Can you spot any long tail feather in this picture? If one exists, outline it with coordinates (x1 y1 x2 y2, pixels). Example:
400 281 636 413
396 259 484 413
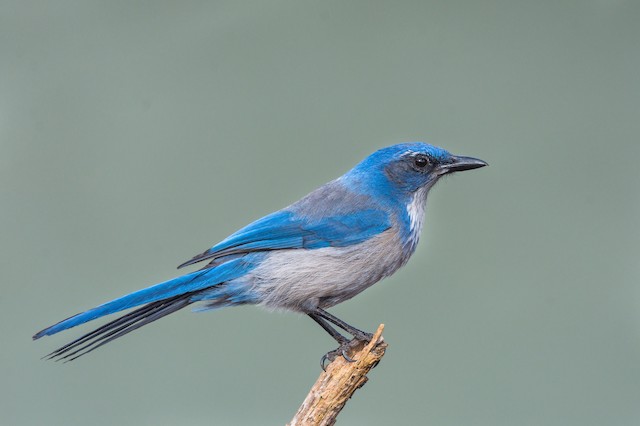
44 293 192 362
33 257 251 340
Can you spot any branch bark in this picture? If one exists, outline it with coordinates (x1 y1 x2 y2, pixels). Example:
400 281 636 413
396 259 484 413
288 324 387 426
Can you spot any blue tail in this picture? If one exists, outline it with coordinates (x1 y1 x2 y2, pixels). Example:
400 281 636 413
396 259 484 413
33 257 253 340
33 257 260 362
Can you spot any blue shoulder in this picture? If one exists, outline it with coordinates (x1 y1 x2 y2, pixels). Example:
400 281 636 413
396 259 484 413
178 180 391 268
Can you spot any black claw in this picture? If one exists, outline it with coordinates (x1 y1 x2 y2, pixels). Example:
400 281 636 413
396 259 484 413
320 338 365 370
320 348 339 370
320 354 330 371
342 349 355 363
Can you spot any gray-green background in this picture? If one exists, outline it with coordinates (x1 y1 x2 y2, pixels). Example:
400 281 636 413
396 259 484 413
2 1 639 425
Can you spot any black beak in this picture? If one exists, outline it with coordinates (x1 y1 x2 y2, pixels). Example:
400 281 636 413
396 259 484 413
441 155 488 174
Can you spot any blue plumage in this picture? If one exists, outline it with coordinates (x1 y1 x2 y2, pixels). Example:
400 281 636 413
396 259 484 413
178 209 391 269
33 257 258 339
34 142 486 364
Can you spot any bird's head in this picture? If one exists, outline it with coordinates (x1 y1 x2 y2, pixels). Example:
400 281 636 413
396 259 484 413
347 142 487 200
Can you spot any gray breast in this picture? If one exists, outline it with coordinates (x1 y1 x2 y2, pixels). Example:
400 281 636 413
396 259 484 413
241 228 410 313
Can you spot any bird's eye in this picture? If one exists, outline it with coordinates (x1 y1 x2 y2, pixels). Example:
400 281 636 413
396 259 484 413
413 155 429 168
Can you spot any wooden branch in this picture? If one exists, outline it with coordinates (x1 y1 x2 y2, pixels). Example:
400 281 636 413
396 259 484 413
288 324 387 426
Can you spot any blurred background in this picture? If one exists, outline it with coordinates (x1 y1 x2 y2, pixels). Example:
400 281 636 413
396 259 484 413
2 1 639 425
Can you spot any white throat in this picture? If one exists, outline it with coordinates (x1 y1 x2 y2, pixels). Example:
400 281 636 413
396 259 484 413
406 187 429 248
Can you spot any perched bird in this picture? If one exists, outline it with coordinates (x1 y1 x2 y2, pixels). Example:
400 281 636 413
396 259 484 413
34 142 486 366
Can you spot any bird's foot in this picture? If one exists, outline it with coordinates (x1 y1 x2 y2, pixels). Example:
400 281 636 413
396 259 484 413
320 337 371 371
351 330 374 342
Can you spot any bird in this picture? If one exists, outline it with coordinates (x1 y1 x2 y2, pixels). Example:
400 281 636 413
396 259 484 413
33 142 487 366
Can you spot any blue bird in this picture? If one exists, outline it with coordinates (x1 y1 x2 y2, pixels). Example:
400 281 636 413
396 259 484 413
34 142 486 365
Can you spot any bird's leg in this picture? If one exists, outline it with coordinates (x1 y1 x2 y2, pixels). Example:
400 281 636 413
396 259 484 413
308 313 349 344
314 308 374 342
308 313 357 370
309 308 376 369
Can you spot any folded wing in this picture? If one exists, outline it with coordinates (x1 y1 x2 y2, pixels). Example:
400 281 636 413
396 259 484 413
178 209 392 269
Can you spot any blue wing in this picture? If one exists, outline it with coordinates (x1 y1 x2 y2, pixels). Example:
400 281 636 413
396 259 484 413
178 208 392 269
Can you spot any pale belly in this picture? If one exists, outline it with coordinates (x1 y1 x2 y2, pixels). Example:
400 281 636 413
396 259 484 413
242 229 409 312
